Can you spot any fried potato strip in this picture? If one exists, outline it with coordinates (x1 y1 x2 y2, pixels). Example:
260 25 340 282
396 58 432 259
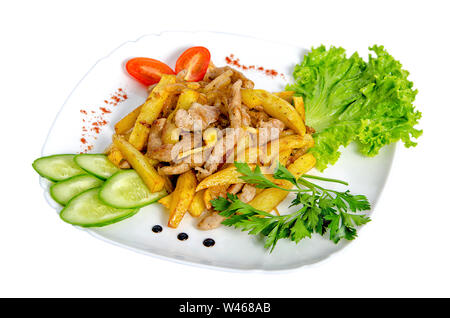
128 74 176 151
168 170 197 228
273 91 294 104
241 89 306 135
293 96 305 122
114 105 143 135
113 134 165 193
196 164 255 192
248 153 316 212
158 189 206 218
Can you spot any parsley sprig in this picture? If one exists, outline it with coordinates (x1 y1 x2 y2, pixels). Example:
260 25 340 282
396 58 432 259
211 162 371 252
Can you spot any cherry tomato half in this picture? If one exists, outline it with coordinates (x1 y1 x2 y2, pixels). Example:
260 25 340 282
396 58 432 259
175 46 211 82
126 57 175 86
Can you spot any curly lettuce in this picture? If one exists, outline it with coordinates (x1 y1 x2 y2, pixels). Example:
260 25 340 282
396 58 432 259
286 45 422 171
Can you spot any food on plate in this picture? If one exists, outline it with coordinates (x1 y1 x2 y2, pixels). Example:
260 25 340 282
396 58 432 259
168 169 197 228
286 45 422 171
241 89 306 135
99 170 166 209
33 154 85 182
114 105 143 134
245 153 317 213
175 46 211 82
50 174 103 206
60 188 138 227
33 44 421 251
293 96 305 121
112 134 165 193
74 154 120 179
125 57 175 86
213 161 371 251
127 74 177 151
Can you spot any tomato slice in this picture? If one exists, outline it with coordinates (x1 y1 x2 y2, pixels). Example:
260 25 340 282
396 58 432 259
175 47 211 82
126 57 175 86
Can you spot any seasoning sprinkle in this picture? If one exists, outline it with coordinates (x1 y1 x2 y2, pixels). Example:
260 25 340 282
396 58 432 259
79 88 128 153
225 54 286 80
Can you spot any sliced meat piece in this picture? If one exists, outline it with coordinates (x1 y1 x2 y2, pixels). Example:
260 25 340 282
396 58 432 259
258 118 285 130
174 109 192 130
240 105 252 127
237 184 257 203
148 134 198 163
189 103 221 129
158 163 191 175
228 80 243 128
197 211 226 230
197 128 237 180
248 108 270 127
147 144 174 162
227 183 244 194
146 118 166 153
174 103 221 131
171 133 202 162
257 118 285 145
204 70 233 91
194 166 214 180
204 66 254 88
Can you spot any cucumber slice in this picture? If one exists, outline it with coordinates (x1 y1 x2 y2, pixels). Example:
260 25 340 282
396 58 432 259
60 188 138 227
74 154 120 180
50 174 103 206
32 154 85 182
99 170 167 209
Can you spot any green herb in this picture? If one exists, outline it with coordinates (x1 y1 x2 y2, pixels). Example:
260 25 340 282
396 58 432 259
212 163 371 252
286 45 422 171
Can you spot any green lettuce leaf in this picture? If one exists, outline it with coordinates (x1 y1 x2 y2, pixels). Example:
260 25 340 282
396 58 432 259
286 45 422 171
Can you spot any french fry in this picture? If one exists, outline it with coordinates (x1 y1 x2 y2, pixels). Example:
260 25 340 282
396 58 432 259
196 164 284 192
113 134 165 193
203 185 228 210
107 146 125 168
203 188 213 209
168 170 197 228
248 153 316 212
114 105 143 134
241 89 306 135
158 189 206 217
196 165 254 192
189 190 206 217
158 193 172 209
161 174 174 193
128 74 176 151
293 96 305 122
262 134 314 165
273 91 294 104
169 89 200 120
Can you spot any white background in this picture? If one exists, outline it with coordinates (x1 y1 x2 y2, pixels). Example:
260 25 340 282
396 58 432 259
1 0 449 297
